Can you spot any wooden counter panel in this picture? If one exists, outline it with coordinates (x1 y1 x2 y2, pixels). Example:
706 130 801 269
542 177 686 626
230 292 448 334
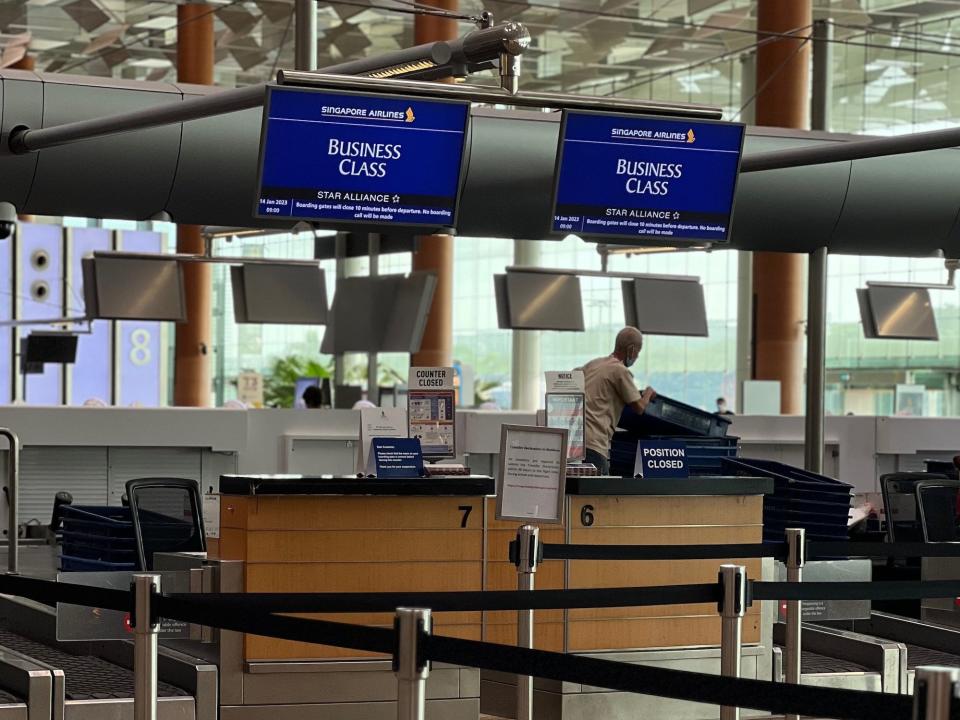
568 525 762 546
246 622 482 661
246 561 482 594
484 621 565 653
223 496 485 531
231 529 483 563
567 603 760 621
567 558 763 589
567 495 762 529
567 614 762 652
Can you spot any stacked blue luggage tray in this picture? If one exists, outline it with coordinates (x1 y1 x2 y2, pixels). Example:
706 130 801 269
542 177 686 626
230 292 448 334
610 394 739 478
722 458 853 542
60 504 195 572
60 506 138 571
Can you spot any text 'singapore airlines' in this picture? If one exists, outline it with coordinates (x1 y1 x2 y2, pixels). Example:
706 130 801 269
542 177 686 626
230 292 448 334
257 90 468 227
553 113 744 242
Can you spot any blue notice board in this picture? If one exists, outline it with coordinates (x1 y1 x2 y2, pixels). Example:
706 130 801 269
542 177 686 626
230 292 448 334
552 111 745 243
255 87 470 229
372 437 425 479
634 440 689 479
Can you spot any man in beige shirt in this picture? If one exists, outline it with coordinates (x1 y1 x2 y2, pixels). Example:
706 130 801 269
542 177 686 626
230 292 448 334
581 327 656 475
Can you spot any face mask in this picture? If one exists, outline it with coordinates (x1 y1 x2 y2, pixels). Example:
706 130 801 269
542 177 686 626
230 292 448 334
718 404 726 412
624 351 637 368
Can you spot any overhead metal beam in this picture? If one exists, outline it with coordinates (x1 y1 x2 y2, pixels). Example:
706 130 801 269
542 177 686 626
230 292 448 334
7 20 719 157
8 84 266 154
278 71 722 117
741 124 960 173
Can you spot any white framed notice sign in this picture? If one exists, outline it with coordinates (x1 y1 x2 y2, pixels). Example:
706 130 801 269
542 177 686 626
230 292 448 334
496 424 568 524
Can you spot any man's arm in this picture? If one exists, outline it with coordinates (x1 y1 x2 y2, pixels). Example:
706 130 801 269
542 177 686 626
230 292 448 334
628 386 657 415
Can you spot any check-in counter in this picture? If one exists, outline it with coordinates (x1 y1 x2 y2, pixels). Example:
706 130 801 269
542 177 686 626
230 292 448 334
482 474 776 720
210 474 495 720
216 474 495 661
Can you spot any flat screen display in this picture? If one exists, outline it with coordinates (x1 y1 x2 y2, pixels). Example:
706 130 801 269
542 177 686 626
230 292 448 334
866 285 938 341
622 276 708 337
552 111 745 243
255 87 470 229
24 333 78 364
230 263 328 325
84 256 186 322
320 272 436 353
504 272 585 332
856 289 880 339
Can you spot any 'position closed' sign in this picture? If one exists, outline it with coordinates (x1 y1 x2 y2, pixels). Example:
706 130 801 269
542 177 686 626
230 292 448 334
634 440 689 479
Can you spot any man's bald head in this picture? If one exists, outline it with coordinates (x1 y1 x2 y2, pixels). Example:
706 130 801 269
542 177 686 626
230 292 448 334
613 327 643 367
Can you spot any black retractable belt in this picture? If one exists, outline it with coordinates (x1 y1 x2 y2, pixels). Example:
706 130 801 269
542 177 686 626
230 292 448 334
422 634 912 720
540 542 786 561
0 573 131 613
754 579 960 602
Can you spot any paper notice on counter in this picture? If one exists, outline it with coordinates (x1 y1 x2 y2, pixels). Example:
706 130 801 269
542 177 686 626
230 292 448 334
357 407 408 474
496 425 567 524
202 494 220 539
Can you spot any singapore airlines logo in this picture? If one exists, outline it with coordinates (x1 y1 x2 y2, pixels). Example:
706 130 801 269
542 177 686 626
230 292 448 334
405 107 415 123
687 129 696 143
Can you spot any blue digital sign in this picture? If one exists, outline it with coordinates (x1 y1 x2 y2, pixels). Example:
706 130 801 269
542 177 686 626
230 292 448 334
552 112 745 243
255 87 470 228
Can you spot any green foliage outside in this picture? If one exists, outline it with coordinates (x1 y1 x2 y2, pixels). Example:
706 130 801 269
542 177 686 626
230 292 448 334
263 355 332 408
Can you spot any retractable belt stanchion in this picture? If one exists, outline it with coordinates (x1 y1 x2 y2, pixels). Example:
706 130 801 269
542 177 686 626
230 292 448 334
718 564 747 720
784 527 806 720
133 573 160 720
394 607 432 720
912 666 960 720
515 525 541 720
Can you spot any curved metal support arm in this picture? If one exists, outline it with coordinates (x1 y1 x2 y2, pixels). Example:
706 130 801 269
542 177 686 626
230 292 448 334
0 428 20 574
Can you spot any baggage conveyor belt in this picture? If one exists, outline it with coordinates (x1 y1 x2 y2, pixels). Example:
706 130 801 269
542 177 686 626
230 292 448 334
0 625 187 701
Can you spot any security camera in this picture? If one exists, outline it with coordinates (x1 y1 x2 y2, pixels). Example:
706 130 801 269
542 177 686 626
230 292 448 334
0 202 17 241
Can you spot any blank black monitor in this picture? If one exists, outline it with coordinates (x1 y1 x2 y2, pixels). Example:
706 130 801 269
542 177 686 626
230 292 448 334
24 333 78 364
866 285 938 341
493 274 510 330
622 277 708 337
320 272 436 354
504 272 585 332
856 289 880 339
83 255 186 322
230 263 328 325
334 385 363 409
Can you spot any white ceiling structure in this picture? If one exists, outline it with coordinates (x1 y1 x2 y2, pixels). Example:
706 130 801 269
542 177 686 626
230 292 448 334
4 0 960 130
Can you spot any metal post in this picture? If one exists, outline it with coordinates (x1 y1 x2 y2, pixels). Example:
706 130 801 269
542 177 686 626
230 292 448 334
367 233 380 406
804 247 828 474
294 0 317 72
0 429 20 573
811 19 833 133
718 564 747 720
516 525 540 720
784 528 806 720
133 574 160 720
395 607 432 720
913 666 960 720
333 232 347 388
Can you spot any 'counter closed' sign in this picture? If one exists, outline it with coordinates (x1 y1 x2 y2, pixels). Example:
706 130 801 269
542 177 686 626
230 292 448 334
634 441 689 479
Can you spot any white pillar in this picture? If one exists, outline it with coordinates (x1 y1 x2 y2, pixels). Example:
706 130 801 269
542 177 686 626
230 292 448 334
511 240 542 411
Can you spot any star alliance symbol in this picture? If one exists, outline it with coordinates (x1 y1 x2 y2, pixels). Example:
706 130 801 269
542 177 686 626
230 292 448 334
392 195 400 203
673 212 680 219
